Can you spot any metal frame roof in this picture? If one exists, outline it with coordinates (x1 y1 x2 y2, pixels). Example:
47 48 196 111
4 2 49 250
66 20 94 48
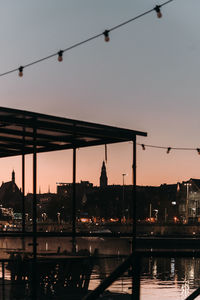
0 107 147 158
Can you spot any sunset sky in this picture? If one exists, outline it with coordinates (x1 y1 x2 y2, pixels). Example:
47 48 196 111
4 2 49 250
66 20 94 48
1 0 200 193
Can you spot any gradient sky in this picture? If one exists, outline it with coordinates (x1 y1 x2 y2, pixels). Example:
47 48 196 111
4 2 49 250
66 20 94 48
1 0 200 193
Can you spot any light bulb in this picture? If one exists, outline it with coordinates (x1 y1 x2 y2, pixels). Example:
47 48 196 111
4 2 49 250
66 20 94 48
154 5 162 18
167 147 171 154
58 50 63 62
18 66 23 77
103 30 110 42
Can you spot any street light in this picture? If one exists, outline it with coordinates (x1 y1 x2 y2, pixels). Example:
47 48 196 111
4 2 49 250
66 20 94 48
184 182 192 223
57 212 61 224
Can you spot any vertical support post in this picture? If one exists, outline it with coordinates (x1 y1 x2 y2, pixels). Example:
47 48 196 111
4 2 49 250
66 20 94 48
184 182 191 224
32 123 37 300
132 254 141 300
186 184 189 223
132 137 140 300
21 128 26 252
21 150 26 251
2 261 5 300
72 147 76 251
132 137 137 250
149 203 152 220
33 125 37 259
122 173 126 221
22 152 25 233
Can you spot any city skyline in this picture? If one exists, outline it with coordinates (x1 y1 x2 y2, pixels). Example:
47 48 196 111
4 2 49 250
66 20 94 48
1 0 200 192
1 151 198 195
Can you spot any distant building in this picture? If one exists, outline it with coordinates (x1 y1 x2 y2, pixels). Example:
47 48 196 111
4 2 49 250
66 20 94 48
100 161 108 187
25 192 56 216
0 170 22 211
177 178 200 223
57 181 93 196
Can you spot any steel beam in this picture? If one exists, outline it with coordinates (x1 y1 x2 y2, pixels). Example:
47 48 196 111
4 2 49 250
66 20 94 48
72 147 76 245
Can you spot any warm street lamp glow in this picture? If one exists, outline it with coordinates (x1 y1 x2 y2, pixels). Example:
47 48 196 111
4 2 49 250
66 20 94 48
173 216 179 223
57 212 61 224
122 173 127 219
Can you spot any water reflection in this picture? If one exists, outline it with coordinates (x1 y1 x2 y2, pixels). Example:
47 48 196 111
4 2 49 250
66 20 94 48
141 256 200 299
0 238 199 299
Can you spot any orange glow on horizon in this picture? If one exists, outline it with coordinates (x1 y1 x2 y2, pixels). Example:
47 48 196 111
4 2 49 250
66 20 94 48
1 141 200 194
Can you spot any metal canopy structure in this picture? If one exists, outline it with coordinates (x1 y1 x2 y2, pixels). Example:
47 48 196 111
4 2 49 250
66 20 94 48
0 107 147 299
0 107 147 158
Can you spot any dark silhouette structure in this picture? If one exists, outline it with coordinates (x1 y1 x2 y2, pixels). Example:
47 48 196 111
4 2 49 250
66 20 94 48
0 106 147 299
100 161 108 188
0 170 22 211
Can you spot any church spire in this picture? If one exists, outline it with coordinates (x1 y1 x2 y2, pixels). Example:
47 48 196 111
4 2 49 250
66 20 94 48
100 161 108 187
12 170 15 183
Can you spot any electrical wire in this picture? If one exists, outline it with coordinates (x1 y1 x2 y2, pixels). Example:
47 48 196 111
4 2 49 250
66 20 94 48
137 144 196 150
0 0 175 78
137 143 200 154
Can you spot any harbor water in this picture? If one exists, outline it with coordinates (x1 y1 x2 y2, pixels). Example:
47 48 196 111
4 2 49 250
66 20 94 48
0 237 199 299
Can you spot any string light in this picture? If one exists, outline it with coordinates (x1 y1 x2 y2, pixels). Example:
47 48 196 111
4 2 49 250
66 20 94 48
167 147 171 154
18 66 23 77
0 0 174 78
138 143 200 156
154 5 162 18
103 30 110 42
57 50 63 62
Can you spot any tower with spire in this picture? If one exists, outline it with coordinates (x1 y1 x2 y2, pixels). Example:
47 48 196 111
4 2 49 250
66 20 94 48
100 161 108 188
0 170 22 211
12 170 15 183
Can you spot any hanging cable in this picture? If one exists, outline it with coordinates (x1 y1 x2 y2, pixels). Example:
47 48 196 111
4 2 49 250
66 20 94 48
0 0 174 78
105 144 108 162
137 143 200 155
